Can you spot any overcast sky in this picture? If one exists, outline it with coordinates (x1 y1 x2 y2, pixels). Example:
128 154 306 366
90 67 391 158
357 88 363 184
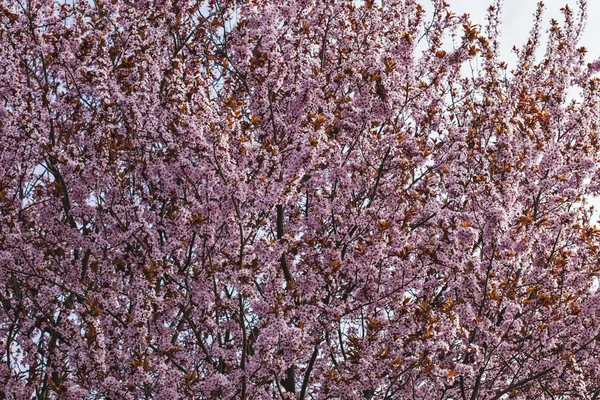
447 0 600 67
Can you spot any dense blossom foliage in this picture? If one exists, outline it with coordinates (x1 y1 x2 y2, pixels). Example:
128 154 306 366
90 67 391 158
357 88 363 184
2 0 600 398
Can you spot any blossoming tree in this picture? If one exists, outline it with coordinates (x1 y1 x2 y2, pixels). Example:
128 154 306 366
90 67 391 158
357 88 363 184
2 0 600 398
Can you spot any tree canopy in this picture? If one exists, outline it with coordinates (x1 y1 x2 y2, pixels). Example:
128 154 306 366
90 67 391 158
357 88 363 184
1 0 600 398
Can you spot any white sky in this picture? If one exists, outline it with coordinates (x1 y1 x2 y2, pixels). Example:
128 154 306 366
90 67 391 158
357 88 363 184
448 0 600 66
